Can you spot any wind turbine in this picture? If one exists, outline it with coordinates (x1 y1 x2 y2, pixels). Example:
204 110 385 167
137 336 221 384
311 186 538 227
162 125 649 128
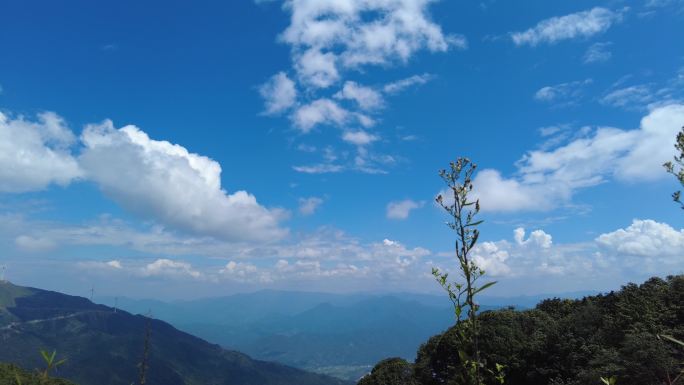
0 265 6 282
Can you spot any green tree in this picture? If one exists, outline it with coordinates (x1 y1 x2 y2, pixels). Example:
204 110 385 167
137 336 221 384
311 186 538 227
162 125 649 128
357 358 417 385
413 275 684 385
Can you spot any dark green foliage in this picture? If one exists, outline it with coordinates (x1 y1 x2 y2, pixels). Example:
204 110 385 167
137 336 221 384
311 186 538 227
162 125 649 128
0 363 75 385
357 358 416 385
364 275 684 385
0 281 349 385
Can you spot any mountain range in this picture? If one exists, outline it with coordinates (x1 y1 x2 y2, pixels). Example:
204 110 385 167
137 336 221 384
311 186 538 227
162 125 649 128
95 289 595 381
0 281 348 385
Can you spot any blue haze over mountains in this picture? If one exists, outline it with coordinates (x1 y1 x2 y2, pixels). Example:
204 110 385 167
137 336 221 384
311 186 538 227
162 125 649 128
97 290 595 380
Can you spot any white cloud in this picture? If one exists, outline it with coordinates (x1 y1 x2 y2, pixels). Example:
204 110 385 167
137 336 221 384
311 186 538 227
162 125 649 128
291 98 351 132
386 199 424 220
219 260 260 280
0 107 288 244
514 227 552 249
383 73 433 94
280 0 459 88
511 7 623 46
596 219 684 258
468 227 560 277
9 210 684 293
334 81 384 110
583 42 612 64
292 163 344 174
342 130 379 146
472 241 512 277
76 260 124 272
258 1 457 173
592 219 684 275
0 111 82 193
298 197 324 215
471 169 558 212
472 104 684 212
293 49 340 89
141 258 201 279
534 79 592 104
1 212 436 288
79 120 287 242
259 72 298 115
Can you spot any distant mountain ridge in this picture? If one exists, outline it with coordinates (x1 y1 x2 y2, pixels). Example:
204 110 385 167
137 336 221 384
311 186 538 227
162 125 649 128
94 289 594 381
0 281 349 385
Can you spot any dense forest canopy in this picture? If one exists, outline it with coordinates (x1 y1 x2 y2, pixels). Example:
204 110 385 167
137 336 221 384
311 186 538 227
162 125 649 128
360 275 684 385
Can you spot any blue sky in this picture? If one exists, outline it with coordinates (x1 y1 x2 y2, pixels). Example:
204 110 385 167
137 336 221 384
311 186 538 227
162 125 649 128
1 0 683 299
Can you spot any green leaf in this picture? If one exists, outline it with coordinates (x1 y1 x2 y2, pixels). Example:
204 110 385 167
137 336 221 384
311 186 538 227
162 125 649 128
474 281 497 295
40 350 51 364
466 220 484 227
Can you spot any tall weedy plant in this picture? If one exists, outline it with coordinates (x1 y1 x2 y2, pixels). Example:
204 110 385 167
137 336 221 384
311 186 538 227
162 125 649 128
663 126 684 209
432 158 502 385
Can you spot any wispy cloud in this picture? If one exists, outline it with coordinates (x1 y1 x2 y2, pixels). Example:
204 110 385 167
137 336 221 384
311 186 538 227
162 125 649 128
342 130 379 146
600 68 684 110
293 163 344 174
583 42 613 64
600 85 654 108
259 72 298 115
298 197 324 215
534 79 592 105
383 73 434 94
511 7 624 47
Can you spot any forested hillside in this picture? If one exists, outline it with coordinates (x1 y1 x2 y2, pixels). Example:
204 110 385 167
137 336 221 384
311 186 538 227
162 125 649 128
0 281 349 385
361 275 684 385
